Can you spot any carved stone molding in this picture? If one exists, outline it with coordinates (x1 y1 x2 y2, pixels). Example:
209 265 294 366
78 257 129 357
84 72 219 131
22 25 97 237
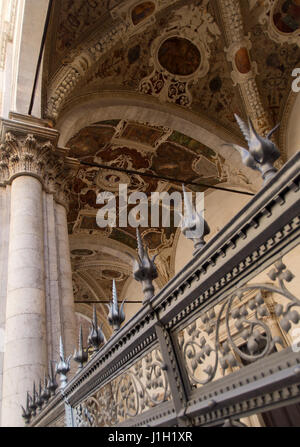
45 1 187 121
45 18 127 121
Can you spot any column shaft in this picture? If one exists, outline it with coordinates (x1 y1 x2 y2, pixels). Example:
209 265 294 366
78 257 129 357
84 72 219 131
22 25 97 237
1 175 47 426
55 202 76 359
0 186 10 423
44 192 62 363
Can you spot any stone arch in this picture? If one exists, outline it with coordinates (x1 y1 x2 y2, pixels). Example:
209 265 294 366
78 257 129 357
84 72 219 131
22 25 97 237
56 91 260 189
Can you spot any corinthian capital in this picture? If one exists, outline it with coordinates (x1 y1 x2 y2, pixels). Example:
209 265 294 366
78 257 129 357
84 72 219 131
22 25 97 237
52 157 80 211
0 114 80 202
0 113 64 185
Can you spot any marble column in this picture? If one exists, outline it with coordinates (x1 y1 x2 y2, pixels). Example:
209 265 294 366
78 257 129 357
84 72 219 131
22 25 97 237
55 202 76 361
43 191 62 364
0 185 10 423
1 175 47 426
0 114 78 426
0 114 60 426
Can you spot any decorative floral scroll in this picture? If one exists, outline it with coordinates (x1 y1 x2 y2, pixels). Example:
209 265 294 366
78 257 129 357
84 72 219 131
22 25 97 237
74 347 170 426
178 258 299 388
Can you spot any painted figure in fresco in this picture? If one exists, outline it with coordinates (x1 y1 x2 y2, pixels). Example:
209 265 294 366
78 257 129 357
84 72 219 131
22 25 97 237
273 0 300 33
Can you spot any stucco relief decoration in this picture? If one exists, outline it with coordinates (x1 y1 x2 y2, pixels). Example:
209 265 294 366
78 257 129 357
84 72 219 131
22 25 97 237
225 37 257 86
258 0 300 46
139 1 221 106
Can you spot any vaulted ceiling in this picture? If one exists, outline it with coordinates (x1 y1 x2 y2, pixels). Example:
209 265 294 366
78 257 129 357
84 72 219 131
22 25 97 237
41 0 300 316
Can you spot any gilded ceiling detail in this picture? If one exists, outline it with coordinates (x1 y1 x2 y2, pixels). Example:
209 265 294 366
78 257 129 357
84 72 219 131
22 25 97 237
131 1 156 24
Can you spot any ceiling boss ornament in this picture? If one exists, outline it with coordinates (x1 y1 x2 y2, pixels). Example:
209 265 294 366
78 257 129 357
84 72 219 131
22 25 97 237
139 1 221 106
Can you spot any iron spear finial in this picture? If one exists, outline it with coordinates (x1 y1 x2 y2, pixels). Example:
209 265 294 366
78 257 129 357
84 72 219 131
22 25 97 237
131 228 158 303
73 324 88 370
87 305 105 352
223 114 281 185
47 360 58 396
56 336 71 389
181 185 210 255
107 280 126 332
21 392 32 425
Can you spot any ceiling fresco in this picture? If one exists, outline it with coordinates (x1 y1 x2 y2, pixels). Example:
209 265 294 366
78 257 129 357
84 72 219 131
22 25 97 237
273 0 300 34
42 0 300 138
40 0 300 316
47 0 124 72
66 118 226 302
62 0 244 135
66 119 226 235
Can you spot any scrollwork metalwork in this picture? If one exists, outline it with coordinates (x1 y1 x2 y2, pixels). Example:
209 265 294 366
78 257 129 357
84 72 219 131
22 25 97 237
178 258 300 388
74 348 170 426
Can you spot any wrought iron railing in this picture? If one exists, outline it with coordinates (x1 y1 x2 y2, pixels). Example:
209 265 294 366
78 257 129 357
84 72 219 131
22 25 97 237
25 125 300 427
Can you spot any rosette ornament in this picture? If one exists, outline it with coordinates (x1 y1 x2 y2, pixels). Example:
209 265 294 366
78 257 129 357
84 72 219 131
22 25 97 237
74 324 89 370
87 305 105 352
181 185 210 256
225 114 280 185
55 336 72 389
107 280 125 332
132 228 158 303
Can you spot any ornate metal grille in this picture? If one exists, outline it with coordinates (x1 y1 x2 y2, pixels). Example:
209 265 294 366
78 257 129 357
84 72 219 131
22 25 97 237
29 151 300 427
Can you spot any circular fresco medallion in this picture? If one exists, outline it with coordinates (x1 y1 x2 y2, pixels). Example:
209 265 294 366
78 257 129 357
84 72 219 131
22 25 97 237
273 0 300 34
157 37 201 76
